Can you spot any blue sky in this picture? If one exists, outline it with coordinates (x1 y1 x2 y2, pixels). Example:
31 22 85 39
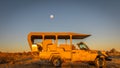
0 0 120 52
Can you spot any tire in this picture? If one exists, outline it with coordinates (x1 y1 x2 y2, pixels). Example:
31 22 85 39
95 57 106 68
52 58 61 67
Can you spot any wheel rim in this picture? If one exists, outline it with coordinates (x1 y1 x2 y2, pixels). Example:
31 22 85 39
53 59 60 66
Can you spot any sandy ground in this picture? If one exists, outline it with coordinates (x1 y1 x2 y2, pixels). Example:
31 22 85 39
0 58 120 68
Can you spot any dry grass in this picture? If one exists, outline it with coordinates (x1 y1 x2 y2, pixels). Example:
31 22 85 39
0 52 33 64
0 52 120 68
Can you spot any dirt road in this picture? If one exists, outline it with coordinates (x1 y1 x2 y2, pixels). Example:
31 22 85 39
0 58 120 68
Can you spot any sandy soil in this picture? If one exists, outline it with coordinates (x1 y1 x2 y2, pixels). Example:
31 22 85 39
0 58 120 68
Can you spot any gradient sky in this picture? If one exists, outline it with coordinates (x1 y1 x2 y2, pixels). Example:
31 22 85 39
0 0 120 52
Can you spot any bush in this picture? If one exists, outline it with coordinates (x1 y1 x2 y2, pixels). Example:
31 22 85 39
0 52 33 64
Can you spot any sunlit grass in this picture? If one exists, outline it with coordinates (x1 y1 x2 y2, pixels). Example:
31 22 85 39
0 52 32 64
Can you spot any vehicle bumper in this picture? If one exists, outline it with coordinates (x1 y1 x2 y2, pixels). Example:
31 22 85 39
105 56 112 61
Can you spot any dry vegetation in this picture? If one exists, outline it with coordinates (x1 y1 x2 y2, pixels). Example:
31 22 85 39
0 48 120 68
0 52 33 64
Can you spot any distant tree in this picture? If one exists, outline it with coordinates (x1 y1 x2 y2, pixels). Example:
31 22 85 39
23 51 26 54
110 48 117 53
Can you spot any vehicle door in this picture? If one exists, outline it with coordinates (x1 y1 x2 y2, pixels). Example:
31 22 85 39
72 42 91 61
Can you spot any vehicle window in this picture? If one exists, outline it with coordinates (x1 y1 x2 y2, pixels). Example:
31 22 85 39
34 39 42 44
80 44 87 49
78 43 88 50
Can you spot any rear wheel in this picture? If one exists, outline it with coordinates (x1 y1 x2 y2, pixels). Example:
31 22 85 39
52 58 61 67
95 57 106 68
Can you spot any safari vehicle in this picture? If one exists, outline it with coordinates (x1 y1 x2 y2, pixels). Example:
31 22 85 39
28 32 111 68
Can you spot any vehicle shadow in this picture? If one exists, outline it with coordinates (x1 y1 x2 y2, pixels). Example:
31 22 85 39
38 62 95 68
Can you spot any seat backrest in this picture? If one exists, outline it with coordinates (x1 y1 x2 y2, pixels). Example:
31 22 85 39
59 44 75 51
48 44 57 51
42 39 53 51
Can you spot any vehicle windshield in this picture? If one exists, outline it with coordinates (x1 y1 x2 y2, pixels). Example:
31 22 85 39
77 42 89 50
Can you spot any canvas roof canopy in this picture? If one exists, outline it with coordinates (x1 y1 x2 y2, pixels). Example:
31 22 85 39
28 32 90 39
28 32 90 50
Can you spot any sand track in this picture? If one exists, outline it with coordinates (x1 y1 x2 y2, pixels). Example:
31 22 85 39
0 58 120 68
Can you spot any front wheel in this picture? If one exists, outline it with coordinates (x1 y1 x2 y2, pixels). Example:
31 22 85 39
52 58 61 67
95 57 106 68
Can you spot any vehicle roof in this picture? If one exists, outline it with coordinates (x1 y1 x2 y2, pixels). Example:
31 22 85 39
28 32 90 39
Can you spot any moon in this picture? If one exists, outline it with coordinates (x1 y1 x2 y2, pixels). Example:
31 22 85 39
50 14 54 19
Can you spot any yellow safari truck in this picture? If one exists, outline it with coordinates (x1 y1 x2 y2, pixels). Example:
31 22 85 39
28 32 111 67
